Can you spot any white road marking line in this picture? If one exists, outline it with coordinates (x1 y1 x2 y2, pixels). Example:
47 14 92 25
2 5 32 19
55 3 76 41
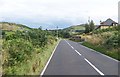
65 40 82 56
84 58 104 76
66 41 71 46
65 40 104 75
40 40 61 76
71 46 74 49
65 40 73 48
75 50 82 56
81 45 119 62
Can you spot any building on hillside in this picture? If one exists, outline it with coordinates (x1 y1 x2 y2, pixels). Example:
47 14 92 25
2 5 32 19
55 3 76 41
97 18 118 29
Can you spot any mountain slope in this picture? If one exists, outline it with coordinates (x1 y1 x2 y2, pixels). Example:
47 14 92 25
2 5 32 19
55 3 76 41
63 24 85 35
0 22 31 31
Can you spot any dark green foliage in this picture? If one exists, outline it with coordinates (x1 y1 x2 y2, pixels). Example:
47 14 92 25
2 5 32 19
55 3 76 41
93 26 120 48
84 23 90 33
89 20 95 32
105 35 119 48
83 25 120 61
3 29 48 47
48 29 70 38
2 28 58 74
84 20 95 33
58 30 70 38
93 26 118 34
3 39 34 66
82 42 119 61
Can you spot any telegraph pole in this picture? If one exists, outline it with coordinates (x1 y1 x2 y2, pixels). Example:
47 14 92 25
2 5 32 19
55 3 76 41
57 26 58 39
88 16 90 24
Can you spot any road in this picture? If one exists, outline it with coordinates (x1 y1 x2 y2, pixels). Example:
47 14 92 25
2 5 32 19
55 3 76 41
41 40 119 76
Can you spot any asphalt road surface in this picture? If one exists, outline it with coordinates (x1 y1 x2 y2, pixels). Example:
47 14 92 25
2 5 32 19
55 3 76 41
41 40 119 76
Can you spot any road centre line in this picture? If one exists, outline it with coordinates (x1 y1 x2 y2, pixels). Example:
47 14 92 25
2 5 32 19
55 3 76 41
71 46 74 49
75 50 82 56
84 58 104 76
65 40 105 76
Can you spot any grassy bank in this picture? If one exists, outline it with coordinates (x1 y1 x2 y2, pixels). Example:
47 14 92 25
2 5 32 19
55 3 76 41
82 42 119 61
81 26 120 61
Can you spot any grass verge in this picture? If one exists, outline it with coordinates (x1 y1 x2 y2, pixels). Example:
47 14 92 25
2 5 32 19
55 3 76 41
82 42 120 61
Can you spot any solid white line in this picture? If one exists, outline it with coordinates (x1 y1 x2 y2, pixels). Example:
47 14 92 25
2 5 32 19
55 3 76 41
81 45 119 62
75 50 82 56
40 40 61 76
84 58 104 76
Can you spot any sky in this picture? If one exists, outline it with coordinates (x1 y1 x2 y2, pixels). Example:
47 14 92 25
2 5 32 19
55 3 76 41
118 1 120 24
0 0 119 29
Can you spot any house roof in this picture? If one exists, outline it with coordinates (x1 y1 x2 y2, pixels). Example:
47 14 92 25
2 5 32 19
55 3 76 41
100 18 118 26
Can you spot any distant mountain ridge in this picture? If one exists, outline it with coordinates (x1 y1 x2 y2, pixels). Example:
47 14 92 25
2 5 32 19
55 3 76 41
63 24 85 34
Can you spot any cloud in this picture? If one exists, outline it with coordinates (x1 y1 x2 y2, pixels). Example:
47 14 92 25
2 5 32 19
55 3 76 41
0 0 119 29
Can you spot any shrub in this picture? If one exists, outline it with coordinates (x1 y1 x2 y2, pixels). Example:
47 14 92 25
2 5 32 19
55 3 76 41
3 38 34 66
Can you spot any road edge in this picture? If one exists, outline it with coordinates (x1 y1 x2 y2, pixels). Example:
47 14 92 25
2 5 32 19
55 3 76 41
80 43 119 62
40 39 61 76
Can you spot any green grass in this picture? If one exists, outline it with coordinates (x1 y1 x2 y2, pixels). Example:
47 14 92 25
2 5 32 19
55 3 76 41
0 22 31 31
63 25 85 35
71 25 85 30
82 42 119 61
34 40 59 75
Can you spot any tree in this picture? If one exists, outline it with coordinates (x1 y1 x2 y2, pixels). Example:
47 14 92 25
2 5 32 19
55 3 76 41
84 20 95 33
85 23 90 33
89 20 95 32
39 26 42 30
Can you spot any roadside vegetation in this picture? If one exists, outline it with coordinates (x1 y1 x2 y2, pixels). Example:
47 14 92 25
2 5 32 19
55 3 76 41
82 23 120 61
1 22 59 75
67 20 120 61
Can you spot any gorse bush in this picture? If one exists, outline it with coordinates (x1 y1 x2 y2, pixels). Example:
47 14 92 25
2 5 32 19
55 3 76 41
3 39 34 66
104 26 120 48
2 28 58 75
27 29 48 47
105 35 118 48
3 29 48 47
83 25 120 60
93 26 118 34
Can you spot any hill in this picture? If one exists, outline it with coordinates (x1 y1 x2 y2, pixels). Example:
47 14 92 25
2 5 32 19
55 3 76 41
63 24 85 35
0 22 31 31
2 22 58 75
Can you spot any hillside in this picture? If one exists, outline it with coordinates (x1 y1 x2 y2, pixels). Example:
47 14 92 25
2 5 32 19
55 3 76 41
0 22 31 31
1 22 59 75
81 26 120 61
63 24 85 35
